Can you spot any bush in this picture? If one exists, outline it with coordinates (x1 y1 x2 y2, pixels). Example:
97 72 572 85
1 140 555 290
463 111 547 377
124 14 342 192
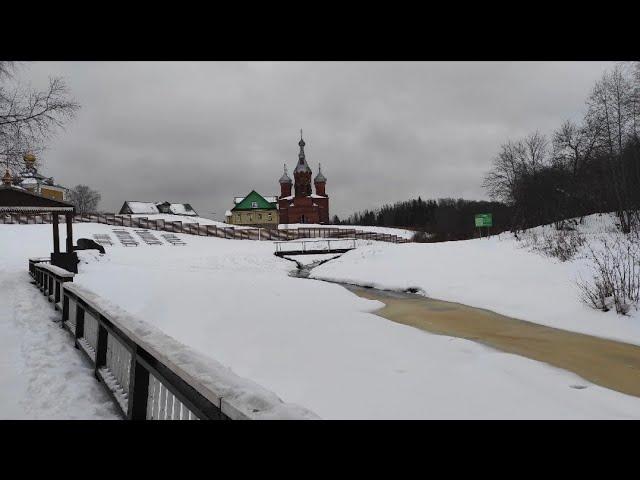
411 231 430 243
577 235 640 315
521 227 586 262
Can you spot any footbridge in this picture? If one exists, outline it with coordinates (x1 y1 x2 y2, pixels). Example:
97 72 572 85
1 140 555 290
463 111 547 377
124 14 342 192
274 238 357 257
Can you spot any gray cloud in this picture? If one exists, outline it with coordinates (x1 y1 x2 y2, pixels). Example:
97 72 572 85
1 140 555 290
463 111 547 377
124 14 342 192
15 61 615 220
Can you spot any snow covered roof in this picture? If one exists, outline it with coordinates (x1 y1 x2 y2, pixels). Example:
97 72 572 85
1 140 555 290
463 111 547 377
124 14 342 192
167 203 198 216
120 201 160 215
120 201 198 216
0 185 74 212
234 195 278 204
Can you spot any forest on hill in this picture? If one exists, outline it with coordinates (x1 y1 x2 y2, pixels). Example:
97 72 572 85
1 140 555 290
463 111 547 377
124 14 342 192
334 197 511 241
339 62 640 240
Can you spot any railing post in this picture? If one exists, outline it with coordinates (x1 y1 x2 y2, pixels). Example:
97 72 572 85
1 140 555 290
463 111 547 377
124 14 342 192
127 350 150 420
62 292 69 326
75 306 85 349
55 280 61 305
95 323 108 376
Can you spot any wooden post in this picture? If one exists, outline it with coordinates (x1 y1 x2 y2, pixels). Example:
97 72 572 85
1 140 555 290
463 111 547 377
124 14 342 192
127 351 150 420
52 214 60 254
62 293 69 324
75 306 85 349
65 213 74 253
95 324 108 377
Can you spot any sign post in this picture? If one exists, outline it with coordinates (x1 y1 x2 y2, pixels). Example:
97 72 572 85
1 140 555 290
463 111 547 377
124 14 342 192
474 213 493 238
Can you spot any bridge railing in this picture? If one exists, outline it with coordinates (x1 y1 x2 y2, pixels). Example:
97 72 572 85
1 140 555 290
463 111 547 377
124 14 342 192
31 260 75 310
274 238 357 255
30 261 317 421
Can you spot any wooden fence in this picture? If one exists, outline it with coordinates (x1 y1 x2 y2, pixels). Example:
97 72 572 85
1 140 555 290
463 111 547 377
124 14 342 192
29 260 317 420
4 212 411 244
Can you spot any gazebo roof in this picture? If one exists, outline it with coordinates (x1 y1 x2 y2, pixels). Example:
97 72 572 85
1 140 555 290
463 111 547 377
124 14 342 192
0 185 75 213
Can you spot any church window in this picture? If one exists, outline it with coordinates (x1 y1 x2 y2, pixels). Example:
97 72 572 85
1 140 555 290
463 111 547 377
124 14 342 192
251 201 258 208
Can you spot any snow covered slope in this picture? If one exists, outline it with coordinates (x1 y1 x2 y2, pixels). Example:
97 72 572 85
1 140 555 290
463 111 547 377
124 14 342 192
3 221 640 419
311 213 640 346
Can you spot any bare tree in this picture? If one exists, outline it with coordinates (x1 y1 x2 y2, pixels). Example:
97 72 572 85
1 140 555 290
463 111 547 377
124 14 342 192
0 61 79 174
67 185 101 214
584 64 640 232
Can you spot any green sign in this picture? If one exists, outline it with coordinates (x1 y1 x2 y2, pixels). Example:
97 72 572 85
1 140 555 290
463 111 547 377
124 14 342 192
475 213 493 227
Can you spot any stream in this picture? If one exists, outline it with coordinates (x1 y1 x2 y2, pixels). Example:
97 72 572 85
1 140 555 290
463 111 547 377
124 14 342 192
284 254 640 398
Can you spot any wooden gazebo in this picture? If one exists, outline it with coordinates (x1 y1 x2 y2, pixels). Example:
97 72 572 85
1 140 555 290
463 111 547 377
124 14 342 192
0 180 78 272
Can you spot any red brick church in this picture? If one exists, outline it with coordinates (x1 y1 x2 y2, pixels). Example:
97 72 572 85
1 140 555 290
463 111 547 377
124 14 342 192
278 133 329 224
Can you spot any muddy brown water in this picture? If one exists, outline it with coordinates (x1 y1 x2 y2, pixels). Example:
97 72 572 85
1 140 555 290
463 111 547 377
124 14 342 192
342 285 640 398
285 257 640 398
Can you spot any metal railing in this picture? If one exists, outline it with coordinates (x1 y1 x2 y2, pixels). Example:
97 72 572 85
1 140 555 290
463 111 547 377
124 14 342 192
29 261 317 420
274 238 357 255
6 212 411 243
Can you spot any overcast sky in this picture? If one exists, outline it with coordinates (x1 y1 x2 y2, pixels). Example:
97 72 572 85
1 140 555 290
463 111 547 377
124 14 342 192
16 61 615 220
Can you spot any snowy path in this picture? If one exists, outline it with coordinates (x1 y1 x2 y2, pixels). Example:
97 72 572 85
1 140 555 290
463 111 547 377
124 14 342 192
0 269 119 419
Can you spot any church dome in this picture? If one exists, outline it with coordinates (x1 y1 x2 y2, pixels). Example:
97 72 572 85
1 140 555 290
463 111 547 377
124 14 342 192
314 163 327 183
2 169 13 185
279 164 292 184
294 131 311 174
23 152 36 164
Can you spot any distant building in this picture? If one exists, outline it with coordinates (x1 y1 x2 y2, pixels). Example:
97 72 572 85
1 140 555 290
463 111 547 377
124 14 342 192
278 133 329 224
13 153 67 202
155 201 198 216
119 201 198 216
227 190 279 226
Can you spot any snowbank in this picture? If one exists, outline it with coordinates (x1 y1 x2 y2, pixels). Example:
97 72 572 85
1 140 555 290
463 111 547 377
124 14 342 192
311 213 640 346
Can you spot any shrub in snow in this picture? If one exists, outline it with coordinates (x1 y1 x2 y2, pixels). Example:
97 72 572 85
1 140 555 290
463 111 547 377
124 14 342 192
521 226 586 262
411 231 430 243
577 235 640 315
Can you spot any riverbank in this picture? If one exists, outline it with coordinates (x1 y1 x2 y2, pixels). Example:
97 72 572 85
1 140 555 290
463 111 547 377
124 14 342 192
346 285 640 398
310 214 640 346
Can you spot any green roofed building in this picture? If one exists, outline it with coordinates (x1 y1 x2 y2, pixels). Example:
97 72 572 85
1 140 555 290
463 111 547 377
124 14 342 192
226 190 279 226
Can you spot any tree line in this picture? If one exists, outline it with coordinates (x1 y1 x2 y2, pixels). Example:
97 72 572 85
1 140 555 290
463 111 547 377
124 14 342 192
484 62 640 233
334 197 511 241
339 62 640 239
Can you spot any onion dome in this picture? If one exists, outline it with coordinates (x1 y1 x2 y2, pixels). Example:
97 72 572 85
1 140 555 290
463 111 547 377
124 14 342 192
2 169 13 185
314 163 326 183
279 164 292 184
23 152 36 164
294 130 312 174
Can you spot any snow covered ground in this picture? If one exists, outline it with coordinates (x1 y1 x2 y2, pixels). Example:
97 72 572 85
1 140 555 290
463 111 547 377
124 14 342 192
0 226 120 419
311 213 640 346
2 219 640 419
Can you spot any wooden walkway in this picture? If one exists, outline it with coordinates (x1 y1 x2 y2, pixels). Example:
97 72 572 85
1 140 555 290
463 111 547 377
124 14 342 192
274 239 357 257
